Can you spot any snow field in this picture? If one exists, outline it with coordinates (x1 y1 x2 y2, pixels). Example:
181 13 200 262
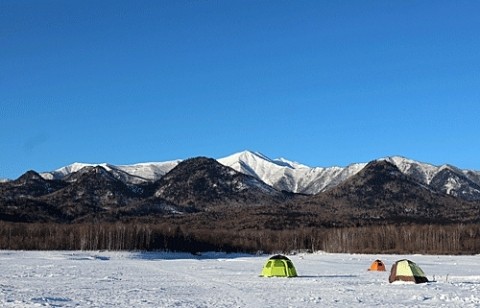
0 251 479 307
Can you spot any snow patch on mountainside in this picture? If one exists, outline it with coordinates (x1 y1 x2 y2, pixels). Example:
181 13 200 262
444 177 461 195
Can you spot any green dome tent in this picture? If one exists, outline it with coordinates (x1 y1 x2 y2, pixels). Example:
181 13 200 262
389 259 428 284
260 255 298 277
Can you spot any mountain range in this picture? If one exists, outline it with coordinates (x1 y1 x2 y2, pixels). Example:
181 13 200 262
37 150 480 200
1 151 480 225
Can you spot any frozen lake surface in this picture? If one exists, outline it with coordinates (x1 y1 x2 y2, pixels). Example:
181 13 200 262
1 250 479 307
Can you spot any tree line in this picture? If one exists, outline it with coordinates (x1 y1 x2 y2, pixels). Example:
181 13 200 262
0 221 478 254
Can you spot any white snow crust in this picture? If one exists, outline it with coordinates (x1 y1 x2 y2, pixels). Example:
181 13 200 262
1 251 479 307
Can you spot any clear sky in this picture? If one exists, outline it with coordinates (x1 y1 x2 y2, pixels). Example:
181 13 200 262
1 0 480 179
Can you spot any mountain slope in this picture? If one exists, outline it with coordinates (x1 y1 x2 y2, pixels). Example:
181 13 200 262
383 157 480 201
38 166 150 220
0 170 67 199
306 160 479 225
153 157 287 209
429 166 480 201
0 171 68 222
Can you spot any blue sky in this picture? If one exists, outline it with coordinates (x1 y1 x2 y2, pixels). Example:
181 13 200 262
1 0 480 179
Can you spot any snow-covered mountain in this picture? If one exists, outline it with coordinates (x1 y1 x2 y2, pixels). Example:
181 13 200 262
217 151 366 194
36 150 480 200
153 157 285 208
218 151 480 199
41 160 180 184
381 156 480 201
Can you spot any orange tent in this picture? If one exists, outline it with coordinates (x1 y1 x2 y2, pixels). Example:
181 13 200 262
368 259 386 271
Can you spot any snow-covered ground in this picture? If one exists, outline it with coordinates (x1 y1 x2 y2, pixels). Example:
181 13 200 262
1 251 479 307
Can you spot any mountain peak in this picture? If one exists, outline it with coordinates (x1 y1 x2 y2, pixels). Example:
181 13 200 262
64 165 118 183
227 150 274 163
154 156 281 207
218 150 296 170
218 151 365 194
15 170 46 184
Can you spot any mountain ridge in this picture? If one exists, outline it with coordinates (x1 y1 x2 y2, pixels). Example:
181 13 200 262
4 150 480 201
1 152 480 225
